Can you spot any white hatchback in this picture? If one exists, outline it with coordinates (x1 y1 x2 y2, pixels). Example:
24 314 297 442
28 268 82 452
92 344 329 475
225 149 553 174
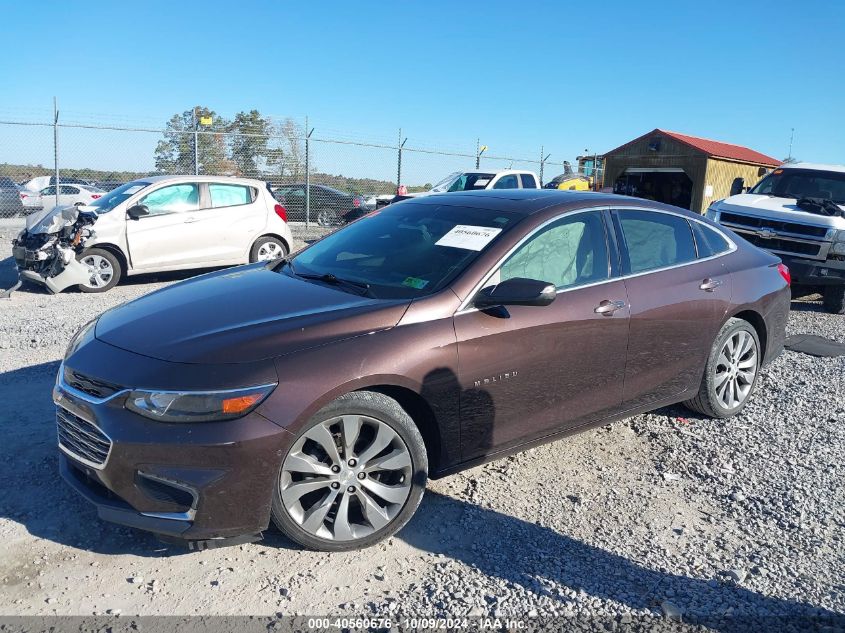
15 175 293 293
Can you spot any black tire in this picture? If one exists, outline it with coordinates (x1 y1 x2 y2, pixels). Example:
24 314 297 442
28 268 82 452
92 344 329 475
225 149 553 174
76 248 121 293
271 391 428 551
823 286 845 315
684 317 761 419
249 236 288 263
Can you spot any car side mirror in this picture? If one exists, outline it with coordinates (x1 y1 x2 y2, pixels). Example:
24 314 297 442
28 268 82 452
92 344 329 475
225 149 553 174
127 204 149 220
729 177 745 197
474 277 557 309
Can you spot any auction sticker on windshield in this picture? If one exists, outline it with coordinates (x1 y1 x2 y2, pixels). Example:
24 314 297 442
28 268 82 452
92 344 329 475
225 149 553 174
435 225 502 251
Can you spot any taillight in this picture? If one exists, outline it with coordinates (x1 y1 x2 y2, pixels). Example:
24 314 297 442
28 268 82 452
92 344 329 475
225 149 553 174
91 194 101 199
353 197 361 208
777 263 791 286
274 204 287 222
19 193 27 199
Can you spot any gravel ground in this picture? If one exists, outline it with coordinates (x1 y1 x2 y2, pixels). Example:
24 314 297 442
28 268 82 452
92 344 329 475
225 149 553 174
0 217 842 629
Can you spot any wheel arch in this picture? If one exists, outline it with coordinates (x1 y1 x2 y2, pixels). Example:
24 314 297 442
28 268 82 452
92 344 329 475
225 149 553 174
726 309 767 359
83 242 127 274
252 233 291 256
356 384 443 475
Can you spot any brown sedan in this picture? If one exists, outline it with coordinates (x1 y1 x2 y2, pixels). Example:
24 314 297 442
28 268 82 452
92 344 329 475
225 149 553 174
56 190 790 551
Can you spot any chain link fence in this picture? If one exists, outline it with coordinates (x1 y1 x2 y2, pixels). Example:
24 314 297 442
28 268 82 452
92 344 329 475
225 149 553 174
0 114 600 240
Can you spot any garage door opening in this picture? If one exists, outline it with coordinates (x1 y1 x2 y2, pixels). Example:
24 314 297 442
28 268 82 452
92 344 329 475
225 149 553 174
613 169 693 210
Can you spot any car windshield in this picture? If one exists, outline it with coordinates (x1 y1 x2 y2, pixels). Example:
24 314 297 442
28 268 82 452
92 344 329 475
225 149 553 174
749 168 845 204
430 172 497 193
88 180 151 213
289 202 521 299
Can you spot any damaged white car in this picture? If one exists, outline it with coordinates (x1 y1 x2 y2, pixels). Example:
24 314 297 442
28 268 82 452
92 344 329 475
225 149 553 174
11 175 293 293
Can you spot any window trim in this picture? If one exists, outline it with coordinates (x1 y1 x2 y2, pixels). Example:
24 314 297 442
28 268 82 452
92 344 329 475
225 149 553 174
455 205 737 315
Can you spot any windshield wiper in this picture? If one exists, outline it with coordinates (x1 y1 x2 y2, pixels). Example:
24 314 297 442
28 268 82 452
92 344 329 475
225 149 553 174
296 272 373 296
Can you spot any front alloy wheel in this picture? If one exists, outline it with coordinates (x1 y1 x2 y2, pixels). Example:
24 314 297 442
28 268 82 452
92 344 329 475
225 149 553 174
271 391 427 550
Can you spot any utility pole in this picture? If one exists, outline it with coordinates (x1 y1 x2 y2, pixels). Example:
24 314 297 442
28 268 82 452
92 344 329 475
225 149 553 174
53 97 59 209
305 117 314 228
788 128 795 161
397 128 407 190
193 107 199 175
539 146 551 186
476 139 487 169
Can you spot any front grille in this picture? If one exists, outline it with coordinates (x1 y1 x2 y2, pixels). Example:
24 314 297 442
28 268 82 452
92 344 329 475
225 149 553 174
720 212 829 239
63 366 122 399
741 233 822 257
57 406 112 468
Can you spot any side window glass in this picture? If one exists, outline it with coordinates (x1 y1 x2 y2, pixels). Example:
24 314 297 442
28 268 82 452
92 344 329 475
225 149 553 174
60 185 78 195
618 210 697 274
692 221 731 258
520 174 537 188
209 183 252 208
41 186 56 196
499 212 609 289
140 184 199 216
493 175 519 189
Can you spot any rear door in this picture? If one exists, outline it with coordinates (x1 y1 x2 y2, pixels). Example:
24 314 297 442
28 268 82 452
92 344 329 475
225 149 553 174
192 182 266 262
454 210 630 459
613 208 732 408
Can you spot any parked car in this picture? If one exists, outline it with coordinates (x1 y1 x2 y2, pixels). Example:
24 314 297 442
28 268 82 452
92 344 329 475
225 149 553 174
30 184 106 212
707 162 845 313
0 177 24 218
274 184 368 226
56 189 789 551
95 181 126 192
391 169 540 204
21 175 97 192
12 175 292 293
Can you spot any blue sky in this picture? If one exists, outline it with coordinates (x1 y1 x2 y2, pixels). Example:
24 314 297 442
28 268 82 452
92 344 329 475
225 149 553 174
1 0 843 183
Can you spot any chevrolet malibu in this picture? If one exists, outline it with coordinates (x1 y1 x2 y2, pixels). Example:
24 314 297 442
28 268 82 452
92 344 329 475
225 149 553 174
56 190 790 551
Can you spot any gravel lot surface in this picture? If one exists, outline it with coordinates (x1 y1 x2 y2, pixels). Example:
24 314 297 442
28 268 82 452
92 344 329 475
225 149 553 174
0 217 842 629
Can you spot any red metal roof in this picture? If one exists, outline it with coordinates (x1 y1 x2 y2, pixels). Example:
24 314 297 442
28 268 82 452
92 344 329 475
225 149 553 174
607 129 782 167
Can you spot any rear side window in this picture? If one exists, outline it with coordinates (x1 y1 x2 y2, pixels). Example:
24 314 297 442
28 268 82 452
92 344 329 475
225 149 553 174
60 185 79 195
493 174 519 190
520 174 538 188
209 183 253 208
691 221 731 258
618 210 697 274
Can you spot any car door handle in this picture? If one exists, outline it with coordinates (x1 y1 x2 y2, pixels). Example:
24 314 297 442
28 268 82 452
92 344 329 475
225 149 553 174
700 278 723 292
183 216 199 223
594 300 626 316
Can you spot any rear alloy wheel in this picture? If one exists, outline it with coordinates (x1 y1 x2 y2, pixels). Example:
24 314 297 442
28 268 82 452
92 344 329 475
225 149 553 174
823 286 845 314
316 209 335 227
250 236 288 263
271 391 427 551
685 318 761 418
77 248 121 293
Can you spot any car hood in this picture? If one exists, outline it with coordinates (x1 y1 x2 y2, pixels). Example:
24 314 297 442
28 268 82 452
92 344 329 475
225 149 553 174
95 264 411 364
25 204 86 234
718 194 845 229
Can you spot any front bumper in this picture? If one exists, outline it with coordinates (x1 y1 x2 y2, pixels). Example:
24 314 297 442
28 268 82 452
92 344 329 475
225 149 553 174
779 253 845 286
56 339 291 544
14 246 93 294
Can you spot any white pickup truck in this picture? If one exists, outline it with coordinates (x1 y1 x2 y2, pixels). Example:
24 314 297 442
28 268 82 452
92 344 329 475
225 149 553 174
706 162 845 313
389 169 540 205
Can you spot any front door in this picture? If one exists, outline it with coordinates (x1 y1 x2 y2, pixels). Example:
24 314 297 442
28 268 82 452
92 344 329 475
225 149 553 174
125 182 201 269
454 210 630 460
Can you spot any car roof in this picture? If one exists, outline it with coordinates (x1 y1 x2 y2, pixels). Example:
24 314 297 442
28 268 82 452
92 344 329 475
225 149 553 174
462 169 535 175
780 162 845 174
140 174 266 185
398 188 681 216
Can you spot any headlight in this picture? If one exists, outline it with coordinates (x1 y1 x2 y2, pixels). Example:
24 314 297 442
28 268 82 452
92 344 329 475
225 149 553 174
705 200 723 221
125 383 277 423
65 318 97 360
